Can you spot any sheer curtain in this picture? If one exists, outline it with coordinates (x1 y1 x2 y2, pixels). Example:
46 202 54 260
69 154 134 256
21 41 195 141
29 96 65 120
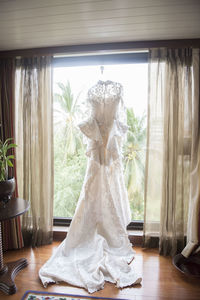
184 49 200 255
144 48 200 256
15 56 54 247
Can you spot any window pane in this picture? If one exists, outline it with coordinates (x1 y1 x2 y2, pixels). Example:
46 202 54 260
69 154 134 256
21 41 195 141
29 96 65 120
53 63 148 220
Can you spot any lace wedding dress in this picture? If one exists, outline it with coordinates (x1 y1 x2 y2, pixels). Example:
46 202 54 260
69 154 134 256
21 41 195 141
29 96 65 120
39 80 142 293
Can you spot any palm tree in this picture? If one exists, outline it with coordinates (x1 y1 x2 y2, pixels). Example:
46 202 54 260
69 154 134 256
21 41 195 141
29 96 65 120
54 81 83 158
124 108 146 218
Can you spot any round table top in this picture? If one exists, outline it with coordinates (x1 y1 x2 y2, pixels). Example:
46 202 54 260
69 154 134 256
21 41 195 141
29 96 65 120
0 198 29 221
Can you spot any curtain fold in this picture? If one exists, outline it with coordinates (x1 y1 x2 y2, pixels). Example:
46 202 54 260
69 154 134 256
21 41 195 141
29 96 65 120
144 48 199 256
15 56 54 247
0 58 24 251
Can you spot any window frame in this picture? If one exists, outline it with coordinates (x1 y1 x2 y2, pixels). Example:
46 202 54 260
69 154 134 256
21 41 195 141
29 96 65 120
53 51 148 231
53 217 143 230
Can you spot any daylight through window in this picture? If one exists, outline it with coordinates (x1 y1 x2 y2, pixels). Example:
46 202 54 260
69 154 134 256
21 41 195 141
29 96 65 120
53 61 148 221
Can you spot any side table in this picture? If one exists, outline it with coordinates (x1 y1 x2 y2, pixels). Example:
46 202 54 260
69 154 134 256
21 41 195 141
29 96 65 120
0 198 29 295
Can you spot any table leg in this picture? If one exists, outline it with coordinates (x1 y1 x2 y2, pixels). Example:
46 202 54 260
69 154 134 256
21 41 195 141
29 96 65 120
0 221 28 294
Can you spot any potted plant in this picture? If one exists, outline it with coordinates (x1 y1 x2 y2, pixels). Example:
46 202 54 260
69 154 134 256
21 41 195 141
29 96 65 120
0 138 17 204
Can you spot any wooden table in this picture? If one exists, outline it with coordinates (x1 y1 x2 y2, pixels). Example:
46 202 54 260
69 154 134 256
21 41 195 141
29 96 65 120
0 198 29 295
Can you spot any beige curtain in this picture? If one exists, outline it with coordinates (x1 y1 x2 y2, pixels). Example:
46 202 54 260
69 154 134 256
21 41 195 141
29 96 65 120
182 49 200 257
144 48 199 256
15 56 54 247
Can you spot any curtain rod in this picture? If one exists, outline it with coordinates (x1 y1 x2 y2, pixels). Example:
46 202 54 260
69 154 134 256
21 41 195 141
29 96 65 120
0 39 200 58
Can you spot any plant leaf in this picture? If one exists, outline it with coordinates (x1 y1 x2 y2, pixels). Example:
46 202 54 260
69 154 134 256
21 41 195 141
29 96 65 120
6 159 13 167
7 143 17 149
7 155 15 159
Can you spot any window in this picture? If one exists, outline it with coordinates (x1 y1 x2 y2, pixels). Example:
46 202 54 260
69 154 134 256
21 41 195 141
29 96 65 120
53 52 148 229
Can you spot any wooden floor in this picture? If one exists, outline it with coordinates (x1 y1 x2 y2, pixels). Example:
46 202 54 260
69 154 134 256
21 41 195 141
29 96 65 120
1 242 200 300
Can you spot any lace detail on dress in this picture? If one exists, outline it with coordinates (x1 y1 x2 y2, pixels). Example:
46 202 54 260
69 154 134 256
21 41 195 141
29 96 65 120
78 80 128 166
88 80 122 104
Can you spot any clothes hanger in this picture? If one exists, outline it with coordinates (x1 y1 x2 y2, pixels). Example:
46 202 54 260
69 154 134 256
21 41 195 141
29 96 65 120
98 65 111 84
100 66 104 77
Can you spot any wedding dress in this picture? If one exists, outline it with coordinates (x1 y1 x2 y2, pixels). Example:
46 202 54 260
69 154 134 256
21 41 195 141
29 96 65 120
39 80 142 293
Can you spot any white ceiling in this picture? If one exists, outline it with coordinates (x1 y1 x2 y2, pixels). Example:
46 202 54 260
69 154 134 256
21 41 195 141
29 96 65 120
0 0 200 51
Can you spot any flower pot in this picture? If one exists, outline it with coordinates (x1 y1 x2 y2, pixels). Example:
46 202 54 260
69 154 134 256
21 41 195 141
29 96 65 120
0 177 15 204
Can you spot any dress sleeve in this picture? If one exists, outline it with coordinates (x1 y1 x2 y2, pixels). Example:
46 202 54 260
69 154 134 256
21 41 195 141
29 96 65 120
116 85 128 137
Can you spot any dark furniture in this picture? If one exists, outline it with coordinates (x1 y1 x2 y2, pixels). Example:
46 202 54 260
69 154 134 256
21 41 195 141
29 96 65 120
0 198 29 294
173 253 200 278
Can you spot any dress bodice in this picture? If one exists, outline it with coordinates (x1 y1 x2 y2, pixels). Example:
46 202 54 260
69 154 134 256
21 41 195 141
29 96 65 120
88 80 122 128
78 80 128 165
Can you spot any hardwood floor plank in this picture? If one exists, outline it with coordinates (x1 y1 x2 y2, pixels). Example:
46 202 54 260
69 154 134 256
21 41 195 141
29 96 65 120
0 242 199 300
